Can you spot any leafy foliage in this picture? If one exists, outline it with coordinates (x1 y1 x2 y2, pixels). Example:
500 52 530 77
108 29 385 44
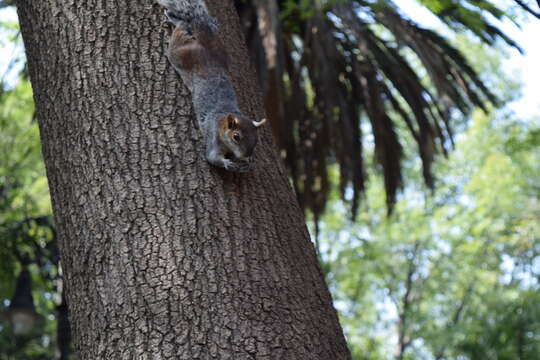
319 112 540 359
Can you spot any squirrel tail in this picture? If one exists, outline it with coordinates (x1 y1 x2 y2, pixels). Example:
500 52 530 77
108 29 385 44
157 0 211 26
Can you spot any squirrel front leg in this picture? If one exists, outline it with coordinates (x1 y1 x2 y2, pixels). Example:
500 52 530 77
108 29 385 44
206 144 250 173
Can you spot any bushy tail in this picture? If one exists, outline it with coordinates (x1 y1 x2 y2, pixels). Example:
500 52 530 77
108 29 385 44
157 0 211 27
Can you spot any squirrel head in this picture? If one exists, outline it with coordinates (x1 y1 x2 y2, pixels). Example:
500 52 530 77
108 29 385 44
219 113 267 160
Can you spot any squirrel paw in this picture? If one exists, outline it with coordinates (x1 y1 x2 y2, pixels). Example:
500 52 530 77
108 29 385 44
234 159 252 173
223 158 251 173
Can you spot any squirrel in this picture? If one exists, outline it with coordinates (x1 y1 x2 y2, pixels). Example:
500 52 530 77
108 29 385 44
157 0 267 172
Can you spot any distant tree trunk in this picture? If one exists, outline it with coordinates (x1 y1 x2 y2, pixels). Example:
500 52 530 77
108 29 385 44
17 0 350 358
252 0 287 152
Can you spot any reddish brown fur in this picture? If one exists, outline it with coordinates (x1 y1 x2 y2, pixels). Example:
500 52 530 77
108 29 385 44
218 115 229 138
218 114 242 139
169 23 228 75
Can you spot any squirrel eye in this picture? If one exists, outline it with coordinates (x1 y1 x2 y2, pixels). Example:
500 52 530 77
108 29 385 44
233 132 242 143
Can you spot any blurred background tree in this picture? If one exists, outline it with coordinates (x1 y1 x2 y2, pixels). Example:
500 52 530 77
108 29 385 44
320 109 540 359
0 19 69 360
0 0 539 359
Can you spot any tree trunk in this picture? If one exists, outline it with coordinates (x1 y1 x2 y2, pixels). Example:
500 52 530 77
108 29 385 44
252 0 288 153
17 0 350 358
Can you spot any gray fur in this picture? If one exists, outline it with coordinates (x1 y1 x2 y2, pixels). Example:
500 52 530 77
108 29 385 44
158 0 217 33
194 75 253 171
157 0 209 20
159 0 258 172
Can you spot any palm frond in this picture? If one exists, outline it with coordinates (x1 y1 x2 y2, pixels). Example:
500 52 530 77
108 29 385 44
235 0 524 218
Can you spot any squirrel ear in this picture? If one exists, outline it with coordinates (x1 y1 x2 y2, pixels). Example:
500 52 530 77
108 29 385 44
227 114 241 129
226 114 235 129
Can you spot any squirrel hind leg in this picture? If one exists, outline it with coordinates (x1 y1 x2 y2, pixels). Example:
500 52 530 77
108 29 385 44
191 13 219 34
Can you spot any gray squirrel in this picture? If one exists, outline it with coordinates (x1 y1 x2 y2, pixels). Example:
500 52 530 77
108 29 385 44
158 0 266 172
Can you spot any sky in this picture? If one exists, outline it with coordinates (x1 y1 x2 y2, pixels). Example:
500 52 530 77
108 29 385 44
499 18 540 118
1 4 539 119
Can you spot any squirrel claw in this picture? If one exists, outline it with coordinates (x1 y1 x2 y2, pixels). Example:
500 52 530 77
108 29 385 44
222 158 251 173
235 159 252 173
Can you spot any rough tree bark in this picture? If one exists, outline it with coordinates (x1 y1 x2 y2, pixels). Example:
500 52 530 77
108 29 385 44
17 0 350 359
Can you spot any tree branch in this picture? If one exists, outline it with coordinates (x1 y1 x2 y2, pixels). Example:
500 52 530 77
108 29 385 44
434 281 476 360
396 240 421 360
